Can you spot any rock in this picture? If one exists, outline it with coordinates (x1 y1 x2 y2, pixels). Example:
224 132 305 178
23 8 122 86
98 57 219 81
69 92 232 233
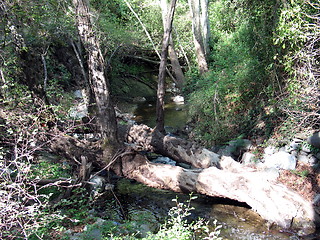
290 139 302 151
152 156 176 166
314 194 320 205
133 96 146 103
228 139 252 157
69 103 88 119
129 209 159 237
172 95 184 104
74 89 83 99
307 132 320 149
88 175 106 195
105 183 115 191
264 146 276 157
217 145 233 157
241 152 256 165
201 148 220 167
264 151 297 170
297 154 310 164
308 154 318 165
298 152 318 165
301 143 312 153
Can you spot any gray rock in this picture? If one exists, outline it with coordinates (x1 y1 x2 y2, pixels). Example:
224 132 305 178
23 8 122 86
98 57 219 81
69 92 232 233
74 89 83 99
264 146 276 156
301 143 312 153
172 95 184 103
152 156 176 166
217 145 233 157
264 151 296 170
290 139 302 151
83 228 103 240
69 103 88 119
313 194 320 205
308 154 318 165
241 152 256 165
228 139 252 155
201 148 220 167
297 154 310 164
291 150 298 157
307 132 320 149
88 175 106 195
133 96 146 103
105 183 115 191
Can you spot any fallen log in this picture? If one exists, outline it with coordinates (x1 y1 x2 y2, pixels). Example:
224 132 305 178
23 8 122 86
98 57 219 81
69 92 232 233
47 126 320 231
126 124 220 168
112 152 319 231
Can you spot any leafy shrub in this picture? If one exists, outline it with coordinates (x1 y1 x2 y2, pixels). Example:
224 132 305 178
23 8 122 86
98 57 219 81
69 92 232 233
187 0 276 145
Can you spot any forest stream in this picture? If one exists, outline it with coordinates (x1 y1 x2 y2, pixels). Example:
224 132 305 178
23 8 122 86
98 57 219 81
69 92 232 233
113 97 301 240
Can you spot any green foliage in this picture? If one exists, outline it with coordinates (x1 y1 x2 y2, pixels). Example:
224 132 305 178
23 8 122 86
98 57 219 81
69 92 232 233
272 0 319 134
187 0 277 145
65 195 222 240
290 169 309 179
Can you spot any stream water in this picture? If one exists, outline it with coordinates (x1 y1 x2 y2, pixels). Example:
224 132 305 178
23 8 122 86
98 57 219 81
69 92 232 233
114 97 303 239
133 96 188 132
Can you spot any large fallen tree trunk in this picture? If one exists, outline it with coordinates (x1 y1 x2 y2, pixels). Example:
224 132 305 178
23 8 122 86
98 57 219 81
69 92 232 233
112 151 319 231
48 126 320 231
126 124 220 168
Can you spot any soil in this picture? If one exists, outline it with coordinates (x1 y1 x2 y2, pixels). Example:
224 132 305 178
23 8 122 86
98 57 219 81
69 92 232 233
278 162 320 215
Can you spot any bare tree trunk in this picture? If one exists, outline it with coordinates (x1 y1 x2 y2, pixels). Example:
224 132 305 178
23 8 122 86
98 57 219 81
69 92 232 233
70 39 91 108
200 0 210 56
112 153 318 231
72 0 118 146
156 0 177 134
126 124 220 169
188 0 209 74
124 0 180 86
47 127 319 231
160 0 185 89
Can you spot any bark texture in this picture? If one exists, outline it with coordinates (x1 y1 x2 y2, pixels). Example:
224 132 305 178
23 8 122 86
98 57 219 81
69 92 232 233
112 153 318 230
126 124 220 168
188 0 209 74
156 0 177 133
47 126 320 231
72 0 118 145
161 0 185 89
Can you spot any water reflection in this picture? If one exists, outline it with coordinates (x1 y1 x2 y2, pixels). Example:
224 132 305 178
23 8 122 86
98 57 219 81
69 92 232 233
133 97 188 131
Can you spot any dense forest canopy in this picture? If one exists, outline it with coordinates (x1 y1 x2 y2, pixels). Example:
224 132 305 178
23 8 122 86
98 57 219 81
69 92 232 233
0 0 319 239
1 0 318 144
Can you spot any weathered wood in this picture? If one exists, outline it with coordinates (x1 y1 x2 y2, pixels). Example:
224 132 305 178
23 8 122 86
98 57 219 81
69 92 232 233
126 124 220 168
47 127 320 231
72 0 118 145
112 152 319 231
156 0 177 133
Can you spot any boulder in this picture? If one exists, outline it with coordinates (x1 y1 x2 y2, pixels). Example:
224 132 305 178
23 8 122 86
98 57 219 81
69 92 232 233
241 152 256 165
172 95 184 103
264 151 296 170
307 132 320 149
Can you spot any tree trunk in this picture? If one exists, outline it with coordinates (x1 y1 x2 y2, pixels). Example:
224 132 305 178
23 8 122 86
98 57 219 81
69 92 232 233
126 124 220 169
47 127 319 231
188 0 209 74
200 0 210 57
156 0 177 134
160 0 185 89
112 153 318 231
72 0 118 146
